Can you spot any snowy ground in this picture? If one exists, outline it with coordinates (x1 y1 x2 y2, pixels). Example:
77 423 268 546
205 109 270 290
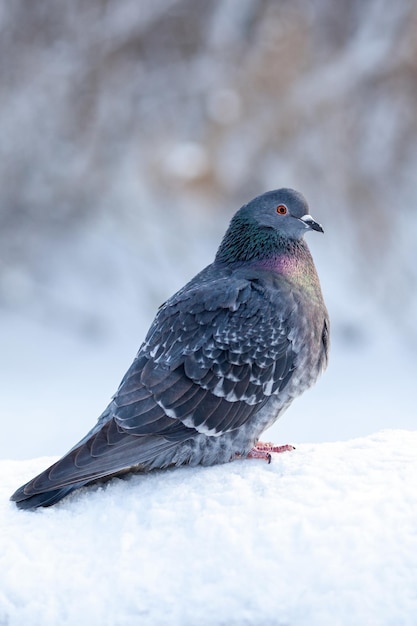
1 430 417 626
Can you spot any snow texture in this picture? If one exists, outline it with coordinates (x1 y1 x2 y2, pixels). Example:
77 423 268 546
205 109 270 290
2 430 417 626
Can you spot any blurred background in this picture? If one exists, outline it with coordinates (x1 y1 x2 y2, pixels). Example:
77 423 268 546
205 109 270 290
1 0 416 460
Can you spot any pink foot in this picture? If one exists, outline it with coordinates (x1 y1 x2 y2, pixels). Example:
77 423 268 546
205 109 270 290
247 441 295 464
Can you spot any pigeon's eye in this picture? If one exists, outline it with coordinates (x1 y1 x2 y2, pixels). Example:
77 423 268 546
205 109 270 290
276 205 287 215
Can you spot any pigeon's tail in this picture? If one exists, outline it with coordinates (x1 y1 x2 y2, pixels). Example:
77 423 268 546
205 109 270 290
10 416 195 510
10 483 84 510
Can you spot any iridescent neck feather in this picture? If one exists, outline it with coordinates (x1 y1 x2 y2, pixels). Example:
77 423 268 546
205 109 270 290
215 216 305 266
215 216 321 295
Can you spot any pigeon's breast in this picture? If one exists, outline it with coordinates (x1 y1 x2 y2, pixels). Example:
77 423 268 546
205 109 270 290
285 280 329 396
253 256 328 394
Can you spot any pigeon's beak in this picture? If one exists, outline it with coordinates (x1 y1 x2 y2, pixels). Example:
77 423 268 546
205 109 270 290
300 215 324 233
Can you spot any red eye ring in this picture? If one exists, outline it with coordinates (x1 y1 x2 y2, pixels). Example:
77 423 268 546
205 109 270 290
276 204 287 215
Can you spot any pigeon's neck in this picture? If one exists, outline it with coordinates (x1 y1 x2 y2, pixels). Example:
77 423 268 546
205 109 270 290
260 244 326 306
215 219 288 264
215 220 322 295
215 218 308 268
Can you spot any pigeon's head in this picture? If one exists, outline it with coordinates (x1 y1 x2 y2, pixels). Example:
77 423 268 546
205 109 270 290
216 188 323 264
241 188 323 240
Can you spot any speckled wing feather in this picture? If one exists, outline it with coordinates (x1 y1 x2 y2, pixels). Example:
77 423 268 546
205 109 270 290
115 274 296 437
12 274 297 503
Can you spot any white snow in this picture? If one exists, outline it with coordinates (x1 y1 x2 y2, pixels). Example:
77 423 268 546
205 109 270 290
2 430 417 626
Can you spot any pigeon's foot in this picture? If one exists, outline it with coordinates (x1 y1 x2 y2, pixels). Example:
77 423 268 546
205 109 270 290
246 442 295 464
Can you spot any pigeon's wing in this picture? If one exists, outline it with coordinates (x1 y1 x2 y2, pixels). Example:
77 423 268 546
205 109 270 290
11 275 297 503
120 275 297 437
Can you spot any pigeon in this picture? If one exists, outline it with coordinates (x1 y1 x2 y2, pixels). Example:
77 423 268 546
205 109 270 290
11 188 329 509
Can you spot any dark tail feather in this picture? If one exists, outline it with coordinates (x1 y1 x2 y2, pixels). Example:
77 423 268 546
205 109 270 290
10 483 85 510
10 417 194 510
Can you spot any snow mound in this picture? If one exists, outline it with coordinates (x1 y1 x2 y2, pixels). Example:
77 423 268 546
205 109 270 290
1 430 417 626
